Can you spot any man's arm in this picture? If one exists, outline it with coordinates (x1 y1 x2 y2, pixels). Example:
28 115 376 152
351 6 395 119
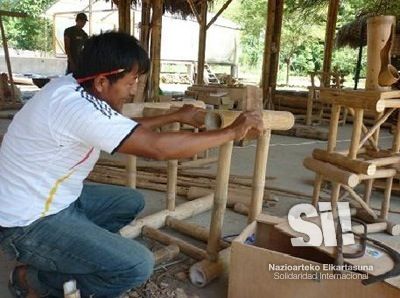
117 111 263 160
132 105 205 130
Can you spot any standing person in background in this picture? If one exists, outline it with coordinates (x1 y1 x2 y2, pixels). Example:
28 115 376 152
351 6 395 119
64 12 89 74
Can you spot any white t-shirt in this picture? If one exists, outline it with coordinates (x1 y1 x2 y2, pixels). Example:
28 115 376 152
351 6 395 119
0 75 138 227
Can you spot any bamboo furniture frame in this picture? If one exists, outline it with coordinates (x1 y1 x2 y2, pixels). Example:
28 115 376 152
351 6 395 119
118 102 294 286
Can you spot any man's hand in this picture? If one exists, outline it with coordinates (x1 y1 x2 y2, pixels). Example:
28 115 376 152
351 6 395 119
174 104 206 128
228 111 264 140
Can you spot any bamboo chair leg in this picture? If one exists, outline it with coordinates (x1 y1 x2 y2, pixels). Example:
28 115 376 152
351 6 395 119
312 174 323 207
327 104 341 152
364 179 374 205
348 108 364 159
331 182 341 219
126 155 137 188
206 140 234 261
166 122 180 211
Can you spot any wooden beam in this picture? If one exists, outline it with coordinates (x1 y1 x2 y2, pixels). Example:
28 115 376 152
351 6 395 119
321 0 340 86
149 0 163 101
0 15 15 103
140 0 151 51
261 0 284 108
206 0 233 30
118 0 131 33
0 10 27 18
196 0 208 85
187 0 202 24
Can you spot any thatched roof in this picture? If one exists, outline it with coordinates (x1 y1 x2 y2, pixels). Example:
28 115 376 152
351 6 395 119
109 0 215 18
336 15 400 49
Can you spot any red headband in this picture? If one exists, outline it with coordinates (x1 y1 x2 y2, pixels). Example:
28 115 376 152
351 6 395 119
76 68 125 84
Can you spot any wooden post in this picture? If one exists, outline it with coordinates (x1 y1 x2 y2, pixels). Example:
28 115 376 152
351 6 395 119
149 0 163 101
166 122 180 211
248 130 272 222
140 0 151 51
348 108 364 159
118 0 131 34
0 15 15 103
321 0 340 86
206 141 234 261
261 0 284 107
88 0 93 35
126 155 137 188
327 104 341 152
196 0 208 85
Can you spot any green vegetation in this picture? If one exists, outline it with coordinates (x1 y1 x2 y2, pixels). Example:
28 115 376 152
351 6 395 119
213 0 400 86
0 0 54 52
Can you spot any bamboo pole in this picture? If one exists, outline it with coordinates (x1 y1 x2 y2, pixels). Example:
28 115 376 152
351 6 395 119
327 104 341 152
312 174 323 207
196 0 207 85
206 0 233 30
321 0 340 86
153 244 180 265
126 155 137 188
119 194 214 238
118 0 131 33
143 226 207 260
261 0 284 107
348 108 364 159
166 122 180 211
341 185 377 219
0 15 15 103
248 130 272 222
165 216 230 249
149 0 163 101
206 141 234 261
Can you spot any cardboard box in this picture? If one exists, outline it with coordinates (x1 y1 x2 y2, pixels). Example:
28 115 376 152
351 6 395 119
228 214 400 298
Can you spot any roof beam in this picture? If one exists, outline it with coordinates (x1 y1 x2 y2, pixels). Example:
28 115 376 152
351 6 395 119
206 0 233 30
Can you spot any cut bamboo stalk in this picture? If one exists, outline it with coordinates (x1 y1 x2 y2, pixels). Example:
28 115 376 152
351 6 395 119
358 168 396 180
312 174 323 206
143 226 207 260
341 185 377 219
166 122 180 211
206 141 234 262
303 158 360 187
205 110 294 132
153 244 180 265
233 202 249 216
364 180 374 205
312 149 376 175
119 194 214 238
189 248 230 288
126 155 137 188
327 104 341 152
348 108 364 159
358 109 394 150
248 130 271 222
330 182 341 219
165 216 230 249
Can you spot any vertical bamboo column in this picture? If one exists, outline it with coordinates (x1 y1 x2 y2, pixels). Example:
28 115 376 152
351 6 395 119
88 0 93 35
166 122 180 211
321 0 340 86
248 130 272 222
348 108 364 159
381 111 400 219
149 0 163 102
206 140 234 261
126 155 137 189
312 103 341 207
0 15 15 102
118 0 131 34
261 0 284 107
196 0 208 85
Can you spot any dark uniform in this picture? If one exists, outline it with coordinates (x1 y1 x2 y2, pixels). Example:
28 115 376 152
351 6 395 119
64 26 88 74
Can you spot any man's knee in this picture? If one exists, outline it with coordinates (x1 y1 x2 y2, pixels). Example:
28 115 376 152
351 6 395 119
118 188 145 216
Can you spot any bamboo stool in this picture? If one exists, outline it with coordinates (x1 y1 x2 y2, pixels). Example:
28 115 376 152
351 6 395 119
119 105 294 287
305 89 400 235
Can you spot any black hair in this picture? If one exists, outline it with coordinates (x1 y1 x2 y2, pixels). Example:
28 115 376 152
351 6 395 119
74 31 150 89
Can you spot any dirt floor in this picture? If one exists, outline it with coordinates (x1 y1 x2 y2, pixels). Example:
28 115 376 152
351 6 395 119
0 114 400 297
